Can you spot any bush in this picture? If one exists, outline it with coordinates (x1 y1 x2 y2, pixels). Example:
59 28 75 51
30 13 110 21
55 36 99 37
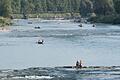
0 17 11 27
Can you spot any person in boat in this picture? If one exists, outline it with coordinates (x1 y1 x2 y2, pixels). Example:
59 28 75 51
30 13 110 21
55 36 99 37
92 24 96 27
79 24 83 27
28 22 32 24
79 60 82 68
76 60 82 68
76 61 79 68
35 26 40 29
37 39 44 44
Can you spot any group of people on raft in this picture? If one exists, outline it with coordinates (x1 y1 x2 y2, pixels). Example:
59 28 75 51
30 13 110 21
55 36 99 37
76 60 82 68
79 24 96 27
34 26 41 29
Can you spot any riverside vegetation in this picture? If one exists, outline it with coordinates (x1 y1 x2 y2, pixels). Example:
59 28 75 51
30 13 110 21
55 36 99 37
0 0 120 24
0 17 11 27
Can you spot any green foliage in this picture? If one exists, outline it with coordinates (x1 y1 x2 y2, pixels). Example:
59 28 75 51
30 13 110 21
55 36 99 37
0 0 12 17
0 17 11 27
80 0 93 16
11 0 21 14
92 0 115 15
0 0 120 24
113 0 120 14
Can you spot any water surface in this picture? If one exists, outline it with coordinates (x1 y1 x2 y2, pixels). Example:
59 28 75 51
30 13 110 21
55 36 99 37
0 19 120 69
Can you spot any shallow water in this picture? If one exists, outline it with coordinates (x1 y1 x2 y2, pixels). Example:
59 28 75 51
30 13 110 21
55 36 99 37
0 19 120 69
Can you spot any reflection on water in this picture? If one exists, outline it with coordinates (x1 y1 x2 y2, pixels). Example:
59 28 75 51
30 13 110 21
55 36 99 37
0 19 120 69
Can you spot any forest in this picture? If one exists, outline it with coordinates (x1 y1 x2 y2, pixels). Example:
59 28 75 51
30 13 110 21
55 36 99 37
0 0 120 23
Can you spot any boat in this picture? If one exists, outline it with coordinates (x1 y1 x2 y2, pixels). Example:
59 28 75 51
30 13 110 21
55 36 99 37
34 26 40 29
92 24 96 27
28 22 32 24
79 24 83 27
37 40 44 44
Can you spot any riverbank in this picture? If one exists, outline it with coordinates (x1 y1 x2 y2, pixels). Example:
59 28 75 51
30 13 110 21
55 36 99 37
11 13 80 19
11 13 120 25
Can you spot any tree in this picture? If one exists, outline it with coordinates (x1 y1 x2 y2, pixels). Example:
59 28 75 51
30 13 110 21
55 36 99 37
11 0 21 14
0 0 12 17
93 0 115 15
113 0 120 14
0 0 119 18
80 0 93 17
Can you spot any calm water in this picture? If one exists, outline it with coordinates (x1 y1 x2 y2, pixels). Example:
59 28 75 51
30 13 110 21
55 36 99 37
0 19 120 69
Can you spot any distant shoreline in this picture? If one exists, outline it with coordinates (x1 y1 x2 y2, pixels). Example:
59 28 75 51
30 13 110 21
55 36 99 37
11 13 120 25
11 13 80 19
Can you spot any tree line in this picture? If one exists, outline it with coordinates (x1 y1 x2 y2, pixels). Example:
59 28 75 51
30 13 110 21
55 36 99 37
0 0 120 17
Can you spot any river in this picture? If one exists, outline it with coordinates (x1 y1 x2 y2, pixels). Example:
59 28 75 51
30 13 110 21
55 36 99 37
0 19 120 69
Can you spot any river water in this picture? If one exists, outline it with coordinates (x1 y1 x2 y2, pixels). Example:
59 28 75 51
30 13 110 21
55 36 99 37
0 19 120 69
